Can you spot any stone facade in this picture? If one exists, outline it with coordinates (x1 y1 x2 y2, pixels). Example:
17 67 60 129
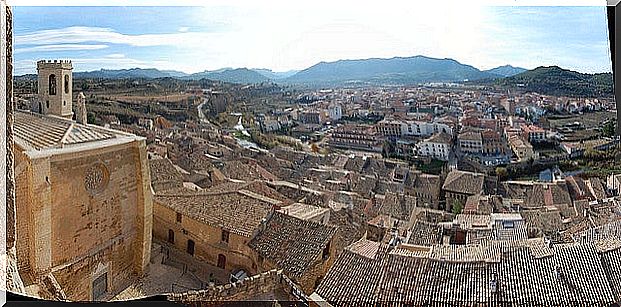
3 0 25 294
75 92 87 124
152 201 258 275
14 137 153 300
167 269 303 304
11 61 153 301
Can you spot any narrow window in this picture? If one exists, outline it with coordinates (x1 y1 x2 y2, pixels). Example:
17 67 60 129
64 75 70 94
48 74 57 95
221 229 230 243
322 241 331 260
176 212 182 223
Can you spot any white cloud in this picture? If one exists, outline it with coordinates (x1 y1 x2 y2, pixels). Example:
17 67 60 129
15 26 228 48
178 27 190 32
15 44 109 53
104 53 126 59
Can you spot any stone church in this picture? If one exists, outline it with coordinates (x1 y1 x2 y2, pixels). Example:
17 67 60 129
11 59 154 300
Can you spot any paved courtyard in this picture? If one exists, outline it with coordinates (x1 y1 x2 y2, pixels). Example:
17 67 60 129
112 241 230 301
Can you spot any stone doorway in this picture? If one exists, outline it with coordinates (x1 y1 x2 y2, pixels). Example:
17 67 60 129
168 229 174 244
92 272 107 300
217 254 226 269
186 239 195 256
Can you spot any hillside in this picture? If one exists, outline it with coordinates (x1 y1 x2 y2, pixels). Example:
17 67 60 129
484 65 527 77
187 68 271 84
20 67 272 84
252 69 299 80
74 68 185 79
498 66 614 97
283 55 499 86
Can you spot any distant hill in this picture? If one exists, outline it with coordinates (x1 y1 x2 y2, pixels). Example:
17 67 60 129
252 69 299 80
282 55 500 86
187 68 271 84
28 67 272 84
74 68 180 79
497 66 614 97
484 65 527 77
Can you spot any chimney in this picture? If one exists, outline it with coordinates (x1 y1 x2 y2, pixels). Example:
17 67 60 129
76 92 88 124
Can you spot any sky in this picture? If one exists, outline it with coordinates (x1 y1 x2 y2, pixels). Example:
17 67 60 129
12 4 613 75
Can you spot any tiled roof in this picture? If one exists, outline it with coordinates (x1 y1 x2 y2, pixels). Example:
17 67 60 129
149 158 184 192
524 183 572 208
314 240 389 306
458 131 482 142
425 132 452 144
249 212 336 278
154 188 275 237
442 170 485 195
600 247 621 301
315 238 621 305
221 159 277 181
14 110 120 150
378 192 417 221
407 220 443 246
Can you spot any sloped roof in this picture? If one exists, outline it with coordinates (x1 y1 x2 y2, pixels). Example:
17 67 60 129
316 238 621 305
249 212 336 278
154 188 276 237
14 110 127 151
442 170 485 195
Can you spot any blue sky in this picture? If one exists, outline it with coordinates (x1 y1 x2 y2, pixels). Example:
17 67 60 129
12 5 613 75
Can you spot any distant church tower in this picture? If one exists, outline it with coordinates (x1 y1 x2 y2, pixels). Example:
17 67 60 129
36 60 73 119
76 92 87 124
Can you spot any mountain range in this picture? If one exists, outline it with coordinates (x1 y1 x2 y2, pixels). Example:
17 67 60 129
18 55 527 84
14 55 613 97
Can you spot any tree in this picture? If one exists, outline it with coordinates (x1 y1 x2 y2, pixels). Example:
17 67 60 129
311 143 320 153
603 120 616 137
495 167 509 181
87 112 96 125
452 200 464 215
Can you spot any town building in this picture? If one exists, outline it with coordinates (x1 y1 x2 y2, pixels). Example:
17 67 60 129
13 60 153 301
508 135 538 162
520 124 547 143
442 170 485 212
328 125 383 152
458 131 483 155
417 132 452 161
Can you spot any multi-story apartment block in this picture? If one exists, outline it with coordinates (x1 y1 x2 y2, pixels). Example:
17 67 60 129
458 131 483 154
417 132 453 161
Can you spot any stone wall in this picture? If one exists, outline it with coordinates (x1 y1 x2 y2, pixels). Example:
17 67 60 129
153 201 257 274
14 139 152 300
167 269 302 304
14 149 32 271
4 0 15 251
3 1 24 294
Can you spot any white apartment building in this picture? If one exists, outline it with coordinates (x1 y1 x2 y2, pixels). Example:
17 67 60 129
417 132 453 161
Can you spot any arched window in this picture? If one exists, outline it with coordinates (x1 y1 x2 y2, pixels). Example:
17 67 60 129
64 75 70 94
48 74 57 95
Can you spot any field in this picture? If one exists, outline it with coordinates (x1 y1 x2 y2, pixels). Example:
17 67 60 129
108 93 196 104
548 111 615 129
548 111 616 141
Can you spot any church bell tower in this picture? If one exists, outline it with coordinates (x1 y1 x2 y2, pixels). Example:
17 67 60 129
36 60 73 119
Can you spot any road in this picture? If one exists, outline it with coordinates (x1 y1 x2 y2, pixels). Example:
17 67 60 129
197 97 211 125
